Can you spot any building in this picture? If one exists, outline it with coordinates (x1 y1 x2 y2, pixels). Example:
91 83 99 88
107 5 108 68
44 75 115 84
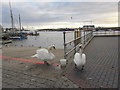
83 25 95 31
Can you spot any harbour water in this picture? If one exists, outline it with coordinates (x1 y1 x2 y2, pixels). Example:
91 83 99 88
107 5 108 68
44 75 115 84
10 31 74 49
9 31 91 49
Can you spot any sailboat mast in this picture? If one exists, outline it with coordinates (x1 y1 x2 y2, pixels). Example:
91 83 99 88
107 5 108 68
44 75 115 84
9 0 14 32
19 14 21 32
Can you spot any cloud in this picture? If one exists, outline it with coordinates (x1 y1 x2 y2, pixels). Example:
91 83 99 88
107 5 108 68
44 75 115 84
1 2 118 29
1 0 119 2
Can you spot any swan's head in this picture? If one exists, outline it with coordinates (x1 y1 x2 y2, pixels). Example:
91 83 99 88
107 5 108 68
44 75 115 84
52 45 56 49
79 44 83 54
49 45 56 50
79 45 82 49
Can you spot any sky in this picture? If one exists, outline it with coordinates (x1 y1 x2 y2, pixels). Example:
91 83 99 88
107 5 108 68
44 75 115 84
1 0 119 29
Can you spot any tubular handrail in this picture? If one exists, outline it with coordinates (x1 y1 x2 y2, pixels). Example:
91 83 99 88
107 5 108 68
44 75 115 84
65 42 81 56
63 30 119 59
65 32 92 45
65 36 81 45
63 30 93 59
64 31 74 33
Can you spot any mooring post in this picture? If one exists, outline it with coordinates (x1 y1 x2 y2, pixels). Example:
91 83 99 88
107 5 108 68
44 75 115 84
63 31 66 59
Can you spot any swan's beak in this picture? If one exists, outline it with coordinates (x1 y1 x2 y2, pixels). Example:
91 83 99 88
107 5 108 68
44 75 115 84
79 46 82 49
79 45 82 49
53 47 56 50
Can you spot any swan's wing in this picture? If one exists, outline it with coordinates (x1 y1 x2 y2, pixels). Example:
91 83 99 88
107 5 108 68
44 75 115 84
31 48 49 58
74 53 82 66
82 54 86 65
36 48 49 54
36 48 55 60
31 54 38 58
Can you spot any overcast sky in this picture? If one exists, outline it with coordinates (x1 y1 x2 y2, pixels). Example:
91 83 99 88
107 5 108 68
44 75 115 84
1 0 119 29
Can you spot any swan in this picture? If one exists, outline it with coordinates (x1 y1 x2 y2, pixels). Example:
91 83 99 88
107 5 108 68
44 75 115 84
31 45 56 65
74 45 86 70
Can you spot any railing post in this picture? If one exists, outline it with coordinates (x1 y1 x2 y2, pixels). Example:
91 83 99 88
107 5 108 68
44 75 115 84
91 30 93 37
84 29 85 44
63 31 66 59
80 28 81 43
74 30 76 54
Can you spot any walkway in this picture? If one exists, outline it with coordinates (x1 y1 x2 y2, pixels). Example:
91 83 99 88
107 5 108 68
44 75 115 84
2 67 79 88
2 46 79 88
2 36 119 88
64 36 119 88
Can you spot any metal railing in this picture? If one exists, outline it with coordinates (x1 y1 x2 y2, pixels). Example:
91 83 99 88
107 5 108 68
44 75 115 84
63 30 93 60
63 29 119 61
93 30 120 36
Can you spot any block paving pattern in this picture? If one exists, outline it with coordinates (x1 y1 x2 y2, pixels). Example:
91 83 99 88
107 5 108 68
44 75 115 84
64 36 119 88
2 36 119 88
2 67 79 88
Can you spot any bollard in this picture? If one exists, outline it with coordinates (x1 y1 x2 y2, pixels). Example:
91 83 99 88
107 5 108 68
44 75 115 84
60 59 67 67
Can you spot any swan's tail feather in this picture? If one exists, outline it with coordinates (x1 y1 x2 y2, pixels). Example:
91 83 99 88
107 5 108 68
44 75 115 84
31 54 37 58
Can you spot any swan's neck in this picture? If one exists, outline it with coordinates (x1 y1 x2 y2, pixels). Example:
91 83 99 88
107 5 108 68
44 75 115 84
79 49 82 57
48 46 53 52
48 47 52 50
48 45 53 50
48 48 52 53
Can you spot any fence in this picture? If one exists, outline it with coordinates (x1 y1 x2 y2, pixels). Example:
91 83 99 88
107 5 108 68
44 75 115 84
63 29 93 60
93 30 119 36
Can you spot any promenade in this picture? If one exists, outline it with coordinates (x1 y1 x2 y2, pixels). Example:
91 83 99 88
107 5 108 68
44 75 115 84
2 36 119 88
64 36 118 88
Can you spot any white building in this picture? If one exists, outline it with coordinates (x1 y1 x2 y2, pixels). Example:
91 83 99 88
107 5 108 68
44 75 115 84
83 25 95 31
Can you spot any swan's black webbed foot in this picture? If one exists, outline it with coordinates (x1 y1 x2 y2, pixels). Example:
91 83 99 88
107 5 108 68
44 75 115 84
74 64 79 71
75 64 77 69
81 65 84 70
44 61 50 66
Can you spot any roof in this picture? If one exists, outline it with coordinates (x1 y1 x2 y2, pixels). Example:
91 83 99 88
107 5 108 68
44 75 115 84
83 25 95 27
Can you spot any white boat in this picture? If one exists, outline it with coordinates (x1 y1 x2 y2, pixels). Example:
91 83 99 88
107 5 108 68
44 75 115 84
2 40 12 44
9 36 21 39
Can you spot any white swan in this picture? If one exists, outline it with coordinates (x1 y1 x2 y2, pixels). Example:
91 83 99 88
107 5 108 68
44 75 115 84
74 45 86 70
31 45 56 65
